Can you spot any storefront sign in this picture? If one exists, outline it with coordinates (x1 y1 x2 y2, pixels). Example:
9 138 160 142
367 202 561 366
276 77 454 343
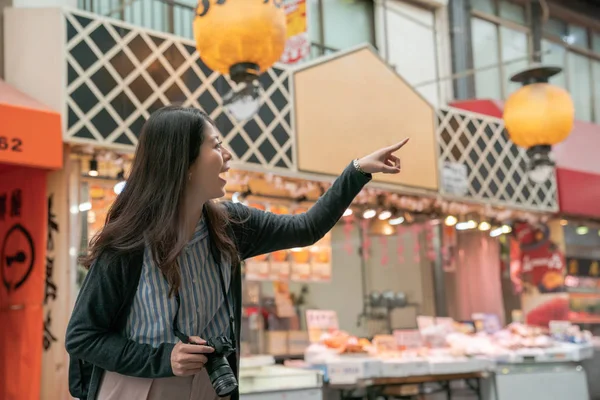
0 167 47 400
471 313 501 334
0 82 63 170
280 0 309 64
566 257 600 278
441 162 468 196
393 329 422 349
512 222 569 327
306 309 338 343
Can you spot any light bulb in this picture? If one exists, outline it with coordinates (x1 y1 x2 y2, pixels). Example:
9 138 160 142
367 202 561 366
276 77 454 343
378 210 392 220
445 215 458 226
223 80 262 121
528 164 554 183
526 146 555 184
456 220 477 230
113 181 126 195
383 225 394 235
88 158 98 177
363 209 376 219
389 217 404 226
490 227 503 237
576 226 589 235
343 209 353 217
78 202 92 212
478 221 491 231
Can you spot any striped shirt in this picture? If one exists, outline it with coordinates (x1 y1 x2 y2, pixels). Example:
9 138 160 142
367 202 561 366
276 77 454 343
124 217 232 346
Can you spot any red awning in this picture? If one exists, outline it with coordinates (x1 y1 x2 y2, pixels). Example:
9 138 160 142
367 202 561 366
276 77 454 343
0 79 63 170
450 99 600 219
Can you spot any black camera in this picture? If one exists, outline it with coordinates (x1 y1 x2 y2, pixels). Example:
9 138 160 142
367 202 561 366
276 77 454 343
204 336 238 397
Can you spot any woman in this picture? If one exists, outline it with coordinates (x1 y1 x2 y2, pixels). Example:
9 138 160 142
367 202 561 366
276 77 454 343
65 105 409 400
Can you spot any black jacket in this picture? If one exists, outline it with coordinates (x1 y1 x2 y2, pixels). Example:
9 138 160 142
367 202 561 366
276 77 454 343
65 162 371 399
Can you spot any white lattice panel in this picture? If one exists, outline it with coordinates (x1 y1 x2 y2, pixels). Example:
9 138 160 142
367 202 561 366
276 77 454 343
437 107 558 211
65 9 295 170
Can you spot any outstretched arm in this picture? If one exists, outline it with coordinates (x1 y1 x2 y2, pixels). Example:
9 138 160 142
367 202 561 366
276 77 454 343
227 139 409 259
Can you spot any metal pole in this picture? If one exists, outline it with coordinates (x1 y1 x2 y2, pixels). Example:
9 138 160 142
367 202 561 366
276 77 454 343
449 0 476 99
382 0 390 64
530 0 543 63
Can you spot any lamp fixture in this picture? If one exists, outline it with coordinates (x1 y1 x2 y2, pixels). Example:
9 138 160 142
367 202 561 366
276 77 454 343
88 157 98 177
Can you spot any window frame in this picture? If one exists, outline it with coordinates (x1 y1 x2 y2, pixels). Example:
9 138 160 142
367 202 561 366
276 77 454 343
469 0 600 122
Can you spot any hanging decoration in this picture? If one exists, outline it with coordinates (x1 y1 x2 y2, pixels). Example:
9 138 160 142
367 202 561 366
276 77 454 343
442 224 457 272
425 223 437 262
396 225 405 264
343 215 354 256
193 0 286 120
412 225 422 264
380 236 389 267
360 219 371 262
503 66 574 183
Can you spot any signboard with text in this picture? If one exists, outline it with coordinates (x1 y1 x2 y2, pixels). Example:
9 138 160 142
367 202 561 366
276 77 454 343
0 167 48 400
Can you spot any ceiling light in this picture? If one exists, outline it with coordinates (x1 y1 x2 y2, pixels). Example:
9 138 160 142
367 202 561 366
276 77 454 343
363 209 377 219
378 210 392 220
456 220 477 231
478 221 491 231
88 158 98 177
389 217 404 226
445 215 458 226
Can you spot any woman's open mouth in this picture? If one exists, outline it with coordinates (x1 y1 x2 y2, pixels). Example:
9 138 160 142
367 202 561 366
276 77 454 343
219 168 230 185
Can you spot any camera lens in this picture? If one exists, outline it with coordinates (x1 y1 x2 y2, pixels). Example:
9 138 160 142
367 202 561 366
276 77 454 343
206 357 238 397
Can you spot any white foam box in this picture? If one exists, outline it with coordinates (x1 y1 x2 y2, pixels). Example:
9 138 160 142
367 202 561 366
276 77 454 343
326 357 382 384
543 343 594 362
428 357 489 375
380 358 429 378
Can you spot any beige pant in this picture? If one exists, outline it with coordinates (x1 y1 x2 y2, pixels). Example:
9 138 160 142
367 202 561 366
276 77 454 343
97 369 230 400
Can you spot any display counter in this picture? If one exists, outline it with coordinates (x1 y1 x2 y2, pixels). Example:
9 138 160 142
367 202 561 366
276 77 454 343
239 356 323 400
295 320 595 399
483 362 588 400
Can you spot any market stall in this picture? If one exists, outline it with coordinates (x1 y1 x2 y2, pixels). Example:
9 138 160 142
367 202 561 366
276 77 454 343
294 316 592 400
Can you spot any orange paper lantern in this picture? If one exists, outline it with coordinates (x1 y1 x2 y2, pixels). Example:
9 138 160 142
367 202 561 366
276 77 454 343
503 82 574 148
193 0 286 82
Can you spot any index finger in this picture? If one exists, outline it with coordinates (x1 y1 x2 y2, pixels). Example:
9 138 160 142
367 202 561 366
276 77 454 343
386 138 410 152
181 344 215 354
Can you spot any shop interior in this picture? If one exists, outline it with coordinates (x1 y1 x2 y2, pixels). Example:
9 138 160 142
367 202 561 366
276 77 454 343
69 149 558 350
64 147 600 399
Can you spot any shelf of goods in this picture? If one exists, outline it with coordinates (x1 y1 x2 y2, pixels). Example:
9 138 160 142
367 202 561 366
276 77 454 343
239 355 324 400
298 323 595 400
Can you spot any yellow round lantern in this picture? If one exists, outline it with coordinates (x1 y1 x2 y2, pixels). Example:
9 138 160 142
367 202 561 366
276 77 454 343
193 0 287 83
504 83 574 149
503 66 575 183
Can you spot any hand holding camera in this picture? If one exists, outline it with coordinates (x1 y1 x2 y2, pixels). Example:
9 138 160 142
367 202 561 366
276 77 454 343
170 336 214 377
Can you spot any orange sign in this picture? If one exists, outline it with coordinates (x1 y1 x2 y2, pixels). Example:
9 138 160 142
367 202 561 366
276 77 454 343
0 167 47 400
0 80 62 170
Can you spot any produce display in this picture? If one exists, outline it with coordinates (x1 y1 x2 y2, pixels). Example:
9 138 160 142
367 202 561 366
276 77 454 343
301 320 595 384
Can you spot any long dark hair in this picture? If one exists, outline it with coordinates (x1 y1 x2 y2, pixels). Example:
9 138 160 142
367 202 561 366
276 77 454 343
82 106 240 296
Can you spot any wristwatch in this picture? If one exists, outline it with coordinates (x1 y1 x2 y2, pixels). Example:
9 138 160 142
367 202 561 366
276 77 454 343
353 159 369 176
